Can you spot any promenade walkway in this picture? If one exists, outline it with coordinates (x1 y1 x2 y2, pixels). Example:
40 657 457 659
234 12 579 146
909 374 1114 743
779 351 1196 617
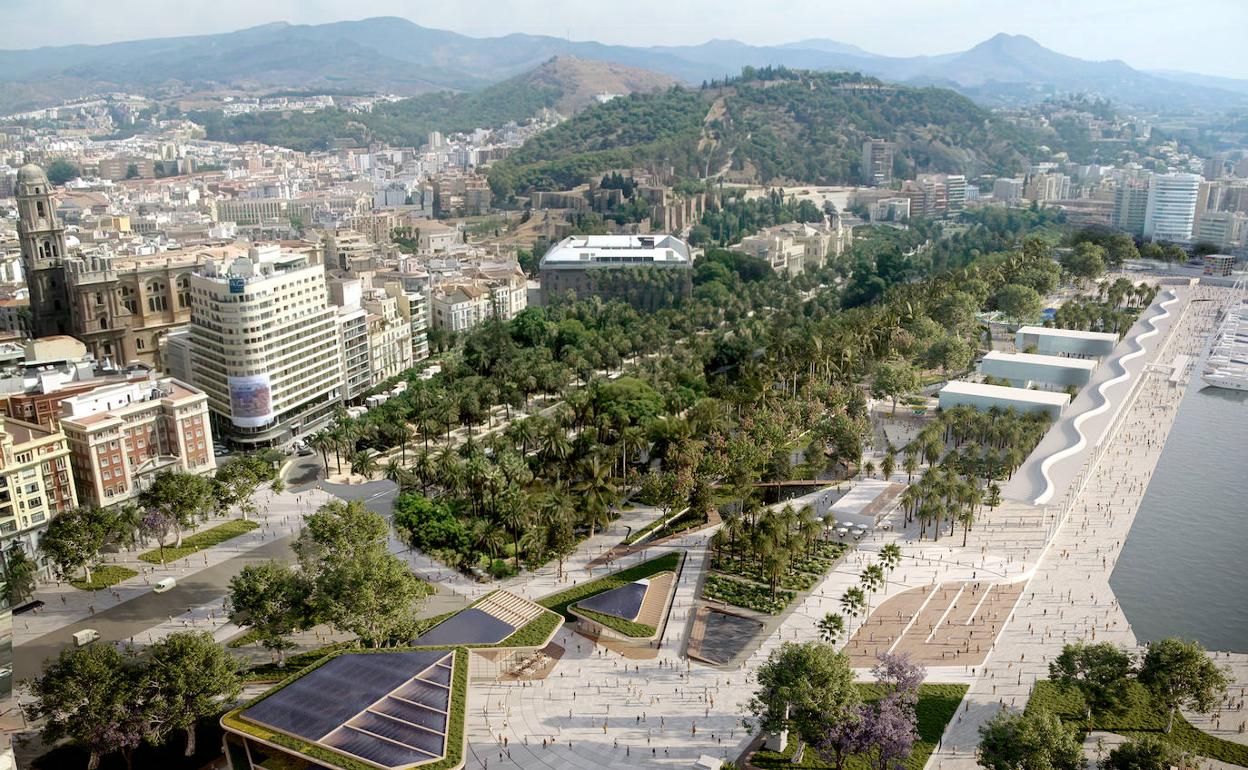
926 283 1226 769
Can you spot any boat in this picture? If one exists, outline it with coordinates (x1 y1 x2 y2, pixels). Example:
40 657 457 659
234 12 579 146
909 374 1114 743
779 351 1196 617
1202 276 1248 391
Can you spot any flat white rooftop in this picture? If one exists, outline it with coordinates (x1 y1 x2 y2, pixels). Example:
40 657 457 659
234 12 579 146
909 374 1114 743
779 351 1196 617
1015 326 1118 342
940 380 1071 406
982 350 1098 371
540 234 691 267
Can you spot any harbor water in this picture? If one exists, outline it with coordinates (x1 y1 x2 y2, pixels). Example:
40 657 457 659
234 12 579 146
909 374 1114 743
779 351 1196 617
1110 375 1248 653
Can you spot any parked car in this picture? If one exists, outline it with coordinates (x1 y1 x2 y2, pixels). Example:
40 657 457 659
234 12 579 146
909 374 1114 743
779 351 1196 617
154 577 176 593
73 629 100 646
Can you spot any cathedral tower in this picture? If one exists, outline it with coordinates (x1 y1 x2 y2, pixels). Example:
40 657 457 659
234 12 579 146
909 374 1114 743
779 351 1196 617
16 163 69 335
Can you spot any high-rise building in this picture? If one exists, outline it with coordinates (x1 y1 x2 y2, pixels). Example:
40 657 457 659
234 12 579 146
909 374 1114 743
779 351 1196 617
1112 179 1151 237
327 278 372 403
187 245 343 449
1144 172 1202 243
15 164 70 336
993 178 1025 203
860 140 895 186
1195 212 1248 252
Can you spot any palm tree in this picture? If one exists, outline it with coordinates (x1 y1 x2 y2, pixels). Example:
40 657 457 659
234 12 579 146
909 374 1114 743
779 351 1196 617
498 489 531 570
863 460 876 479
840 586 866 618
413 451 436 493
383 460 407 489
903 452 919 484
575 455 617 538
860 563 885 612
879 543 902 572
308 431 334 475
818 612 846 643
540 425 573 481
761 546 789 599
881 451 896 482
350 450 379 479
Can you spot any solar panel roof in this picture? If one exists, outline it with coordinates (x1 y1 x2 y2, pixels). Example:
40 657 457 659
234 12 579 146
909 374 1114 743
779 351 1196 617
241 650 453 768
577 580 649 622
412 607 515 646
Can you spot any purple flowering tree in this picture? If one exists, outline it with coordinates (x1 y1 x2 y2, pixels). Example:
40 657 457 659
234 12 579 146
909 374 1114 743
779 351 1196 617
863 694 919 770
817 703 873 770
872 651 926 704
141 509 174 565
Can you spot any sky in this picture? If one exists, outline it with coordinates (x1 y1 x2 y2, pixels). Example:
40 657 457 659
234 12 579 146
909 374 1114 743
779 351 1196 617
3 0 1247 79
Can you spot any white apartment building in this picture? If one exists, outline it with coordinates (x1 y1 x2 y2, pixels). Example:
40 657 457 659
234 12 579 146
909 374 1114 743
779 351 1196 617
1144 172 1202 243
186 244 343 449
383 281 431 363
363 290 413 384
328 278 372 404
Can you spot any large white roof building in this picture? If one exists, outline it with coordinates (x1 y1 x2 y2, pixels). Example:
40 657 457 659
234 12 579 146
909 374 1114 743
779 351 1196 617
539 234 692 268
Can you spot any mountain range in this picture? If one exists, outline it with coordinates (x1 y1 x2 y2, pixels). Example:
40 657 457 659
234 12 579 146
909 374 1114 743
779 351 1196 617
1 17 1245 114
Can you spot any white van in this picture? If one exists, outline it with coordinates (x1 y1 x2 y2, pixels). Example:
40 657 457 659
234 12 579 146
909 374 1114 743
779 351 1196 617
154 577 176 593
73 629 100 646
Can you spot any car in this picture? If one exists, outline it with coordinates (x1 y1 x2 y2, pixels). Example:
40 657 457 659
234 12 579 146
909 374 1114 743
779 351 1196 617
0 666 11 680
154 577 176 593
73 629 100 646
213 447 229 457
297 447 314 457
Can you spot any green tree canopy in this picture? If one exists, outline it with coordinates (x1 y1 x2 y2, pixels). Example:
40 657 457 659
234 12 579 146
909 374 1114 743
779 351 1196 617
24 643 152 770
749 640 860 742
1137 637 1230 733
226 561 311 665
1049 642 1137 721
1099 735 1181 770
994 284 1043 324
976 708 1083 770
871 360 921 416
46 159 80 185
146 631 242 756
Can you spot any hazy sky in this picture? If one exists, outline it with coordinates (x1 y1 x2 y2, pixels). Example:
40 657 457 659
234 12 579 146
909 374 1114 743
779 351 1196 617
4 0 1246 79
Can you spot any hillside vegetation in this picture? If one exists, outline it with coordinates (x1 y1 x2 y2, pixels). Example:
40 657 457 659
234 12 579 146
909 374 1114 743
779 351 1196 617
195 56 674 152
489 68 1046 197
196 80 560 152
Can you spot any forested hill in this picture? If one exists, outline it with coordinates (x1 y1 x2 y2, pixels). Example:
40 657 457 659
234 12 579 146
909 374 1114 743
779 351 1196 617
488 68 1049 197
194 56 675 152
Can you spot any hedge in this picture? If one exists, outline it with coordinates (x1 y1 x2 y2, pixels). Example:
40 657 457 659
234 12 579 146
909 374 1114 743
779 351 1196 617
69 565 138 590
139 519 259 564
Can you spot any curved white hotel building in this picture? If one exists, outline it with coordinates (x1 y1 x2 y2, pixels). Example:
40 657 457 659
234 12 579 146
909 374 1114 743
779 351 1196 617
1143 172 1201 243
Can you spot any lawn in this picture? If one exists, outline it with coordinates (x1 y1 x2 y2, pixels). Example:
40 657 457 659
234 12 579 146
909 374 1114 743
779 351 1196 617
138 519 259 564
539 552 682 620
1028 680 1248 767
702 573 794 615
570 605 656 638
69 565 138 590
751 683 969 770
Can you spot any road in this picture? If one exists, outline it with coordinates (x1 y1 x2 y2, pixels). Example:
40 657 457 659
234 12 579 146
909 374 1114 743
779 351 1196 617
14 482 399 677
